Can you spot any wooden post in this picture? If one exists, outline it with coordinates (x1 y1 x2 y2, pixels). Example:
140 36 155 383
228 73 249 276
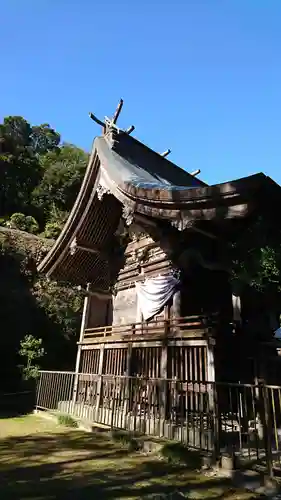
172 289 181 333
207 337 216 385
124 342 132 417
160 320 169 424
95 345 105 421
260 380 273 477
73 287 91 402
207 337 218 460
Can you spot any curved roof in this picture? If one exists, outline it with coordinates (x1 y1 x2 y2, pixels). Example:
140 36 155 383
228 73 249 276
38 126 281 287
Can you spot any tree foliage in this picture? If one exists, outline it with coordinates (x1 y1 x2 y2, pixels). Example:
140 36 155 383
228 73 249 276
0 114 87 391
0 228 83 391
0 116 61 217
230 216 281 294
43 205 69 239
6 213 39 234
0 116 87 231
32 144 88 216
19 335 45 380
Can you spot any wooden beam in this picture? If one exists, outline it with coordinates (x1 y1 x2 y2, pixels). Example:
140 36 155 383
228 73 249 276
190 225 217 240
134 213 158 228
76 243 100 255
80 339 208 349
190 169 201 177
126 125 135 134
69 237 107 259
76 285 112 300
161 149 171 158
112 98 124 124
89 112 106 130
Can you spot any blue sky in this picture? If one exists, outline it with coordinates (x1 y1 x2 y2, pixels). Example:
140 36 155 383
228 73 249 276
1 0 281 185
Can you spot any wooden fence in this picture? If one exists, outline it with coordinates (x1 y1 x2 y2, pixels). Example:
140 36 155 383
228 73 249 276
36 370 281 476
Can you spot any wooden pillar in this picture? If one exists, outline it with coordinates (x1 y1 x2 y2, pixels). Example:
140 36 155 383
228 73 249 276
207 336 219 459
173 289 181 318
124 342 132 415
160 322 168 420
73 287 91 402
135 292 143 332
95 344 105 420
207 337 216 384
172 289 181 334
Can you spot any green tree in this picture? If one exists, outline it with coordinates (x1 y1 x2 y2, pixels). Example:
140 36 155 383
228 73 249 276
33 144 88 216
19 334 45 380
0 116 60 218
30 123 60 155
0 116 31 154
0 116 60 156
0 228 83 391
230 215 281 294
43 205 69 238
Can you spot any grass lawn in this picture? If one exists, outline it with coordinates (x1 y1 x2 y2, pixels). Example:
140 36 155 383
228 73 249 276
0 414 262 499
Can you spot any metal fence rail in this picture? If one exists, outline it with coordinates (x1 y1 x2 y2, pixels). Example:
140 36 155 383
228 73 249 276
36 370 281 476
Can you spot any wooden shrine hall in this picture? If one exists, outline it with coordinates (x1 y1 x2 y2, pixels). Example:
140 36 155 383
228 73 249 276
39 100 281 395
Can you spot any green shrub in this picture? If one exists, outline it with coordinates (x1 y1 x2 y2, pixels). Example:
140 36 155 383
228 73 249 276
7 213 39 234
24 216 39 234
57 414 78 428
110 429 139 451
160 442 202 468
18 334 45 381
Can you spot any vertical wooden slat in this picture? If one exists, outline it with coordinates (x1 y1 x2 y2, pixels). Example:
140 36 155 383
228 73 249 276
204 346 207 382
194 347 199 415
207 337 216 453
160 326 168 420
118 349 122 375
95 345 105 419
113 349 117 375
89 350 94 373
199 347 203 382
109 350 113 374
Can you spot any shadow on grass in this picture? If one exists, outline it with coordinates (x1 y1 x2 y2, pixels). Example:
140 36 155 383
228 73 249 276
0 424 262 500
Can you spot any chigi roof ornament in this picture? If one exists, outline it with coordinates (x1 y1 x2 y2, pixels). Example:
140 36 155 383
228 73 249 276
89 98 135 136
88 99 171 155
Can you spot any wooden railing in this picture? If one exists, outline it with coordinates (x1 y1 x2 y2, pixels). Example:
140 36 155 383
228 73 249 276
83 315 214 342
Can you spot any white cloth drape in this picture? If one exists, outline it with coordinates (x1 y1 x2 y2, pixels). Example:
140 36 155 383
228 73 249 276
232 294 242 322
135 275 180 321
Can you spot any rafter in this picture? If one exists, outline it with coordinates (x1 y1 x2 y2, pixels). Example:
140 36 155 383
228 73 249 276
76 285 112 300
